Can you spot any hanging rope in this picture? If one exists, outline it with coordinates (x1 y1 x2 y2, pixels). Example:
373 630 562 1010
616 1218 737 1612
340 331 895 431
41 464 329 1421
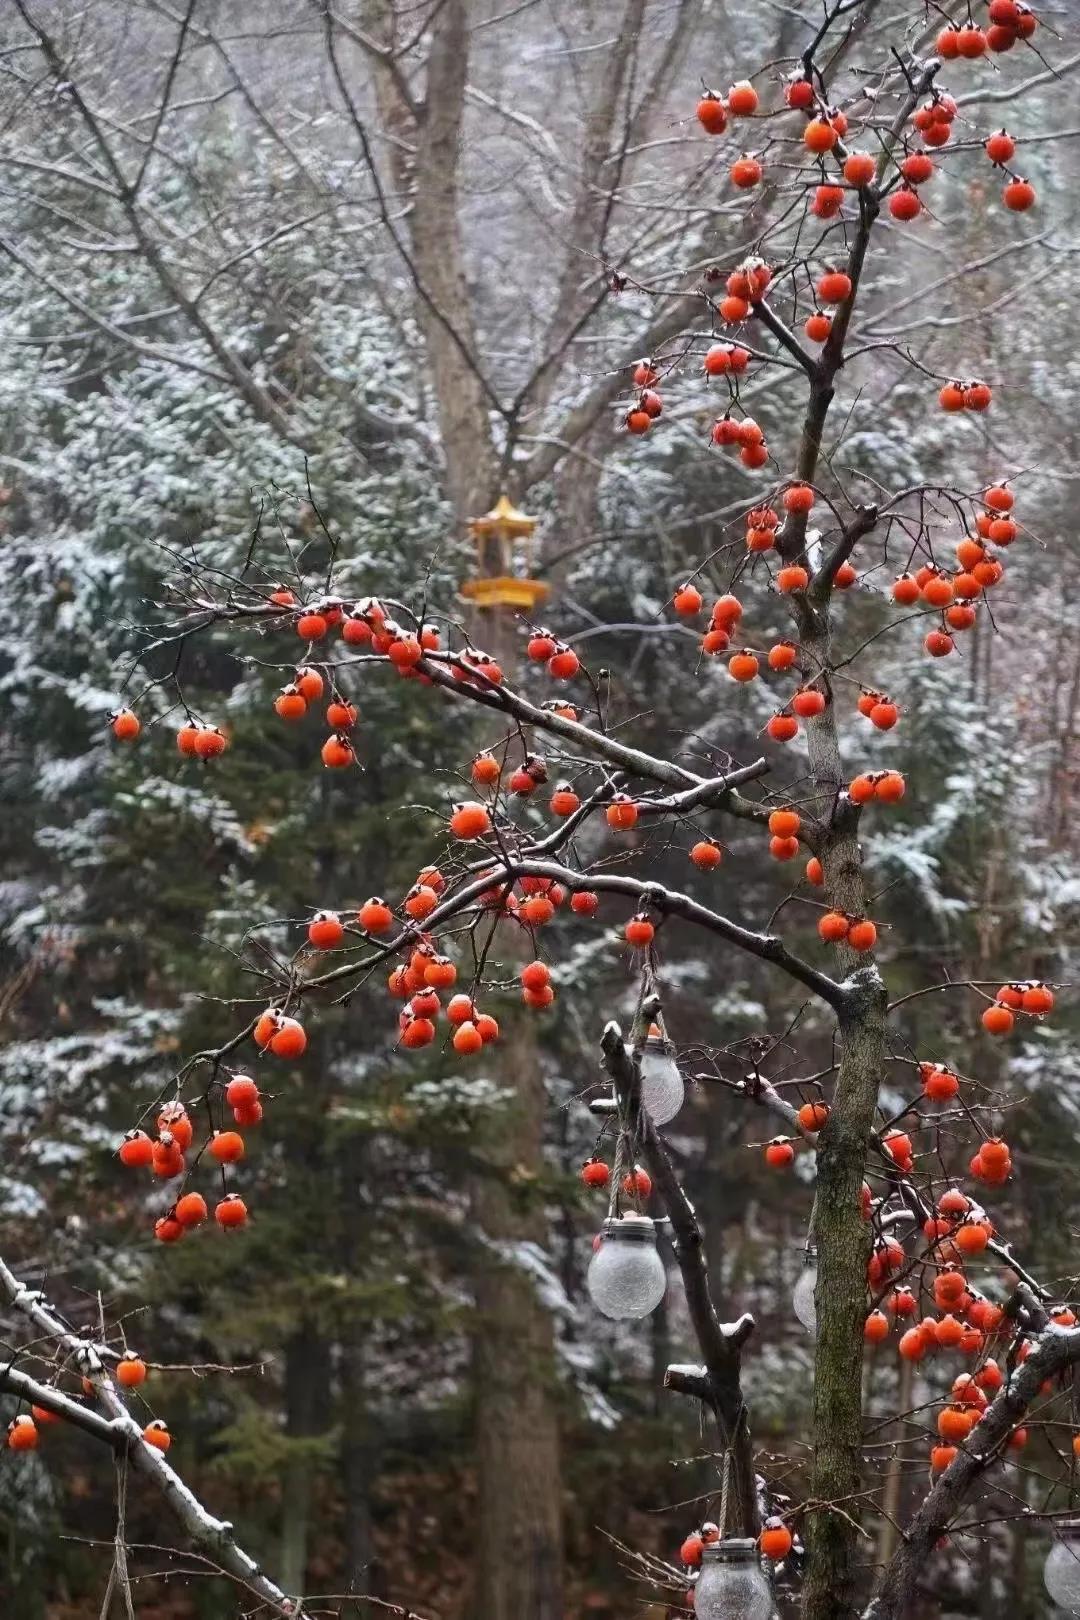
806 1189 819 1249
718 1447 732 1541
629 957 661 1047
608 1127 632 1219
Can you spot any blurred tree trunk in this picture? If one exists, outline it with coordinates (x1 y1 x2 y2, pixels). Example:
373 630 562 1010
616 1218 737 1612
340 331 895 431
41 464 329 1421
359 0 499 520
875 1352 913 1567
338 1130 379 1605
471 1018 564 1620
698 1084 747 1304
1007 1468 1033 1616
554 1098 581 1305
977 1516 998 1619
352 10 628 1608
1049 632 1080 844
280 1323 333 1597
340 1330 379 1601
389 7 564 1603
408 0 500 520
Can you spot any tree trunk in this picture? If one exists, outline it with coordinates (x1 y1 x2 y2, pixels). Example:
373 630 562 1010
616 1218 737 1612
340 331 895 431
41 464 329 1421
280 1324 332 1598
795 611 886 1620
1007 1479 1033 1619
804 980 886 1620
364 13 564 1607
339 1330 379 1604
470 1017 564 1620
453 504 565 1620
359 0 500 522
977 1519 998 1620
409 0 500 522
336 1124 379 1608
875 1353 913 1569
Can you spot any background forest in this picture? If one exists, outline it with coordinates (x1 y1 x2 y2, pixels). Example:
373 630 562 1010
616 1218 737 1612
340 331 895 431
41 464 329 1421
1 1 1079 1617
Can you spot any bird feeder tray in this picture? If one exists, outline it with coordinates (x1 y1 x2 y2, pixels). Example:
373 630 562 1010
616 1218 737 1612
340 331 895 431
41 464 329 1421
463 494 547 610
459 575 550 610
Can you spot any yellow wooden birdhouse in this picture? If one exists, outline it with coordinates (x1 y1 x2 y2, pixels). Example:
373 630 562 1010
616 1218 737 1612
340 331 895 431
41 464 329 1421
460 494 551 611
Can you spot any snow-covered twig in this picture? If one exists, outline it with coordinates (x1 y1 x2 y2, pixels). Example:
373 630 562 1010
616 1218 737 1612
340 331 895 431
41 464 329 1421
0 1255 310 1620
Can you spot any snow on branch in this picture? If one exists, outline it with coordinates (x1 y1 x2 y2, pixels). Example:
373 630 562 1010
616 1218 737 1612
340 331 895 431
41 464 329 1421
0 1255 312 1619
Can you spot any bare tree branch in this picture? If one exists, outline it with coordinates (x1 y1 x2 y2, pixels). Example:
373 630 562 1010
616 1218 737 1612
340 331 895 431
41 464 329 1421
0 1254 313 1620
601 1021 759 1536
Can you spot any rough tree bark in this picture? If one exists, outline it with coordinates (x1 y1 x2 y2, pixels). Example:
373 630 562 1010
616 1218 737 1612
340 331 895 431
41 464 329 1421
806 974 887 1618
788 597 886 1620
769 56 935 1605
407 0 501 522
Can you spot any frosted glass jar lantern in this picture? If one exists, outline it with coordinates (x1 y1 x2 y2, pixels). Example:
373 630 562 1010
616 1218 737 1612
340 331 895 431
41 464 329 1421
694 1538 773 1620
1045 1521 1080 1613
587 1214 666 1320
792 1245 818 1336
639 1033 685 1126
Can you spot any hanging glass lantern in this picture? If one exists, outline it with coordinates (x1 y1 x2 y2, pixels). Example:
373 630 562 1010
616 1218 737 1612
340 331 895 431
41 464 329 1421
1044 1521 1080 1613
792 1244 818 1336
693 1537 773 1620
586 1214 666 1320
639 1032 685 1126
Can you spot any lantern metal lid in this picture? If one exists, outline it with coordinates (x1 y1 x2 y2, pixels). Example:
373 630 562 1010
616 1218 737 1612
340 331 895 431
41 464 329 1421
599 1212 656 1242
702 1537 760 1565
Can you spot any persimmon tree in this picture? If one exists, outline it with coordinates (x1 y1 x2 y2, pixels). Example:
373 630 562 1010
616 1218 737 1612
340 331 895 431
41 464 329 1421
4 2 1080 1618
